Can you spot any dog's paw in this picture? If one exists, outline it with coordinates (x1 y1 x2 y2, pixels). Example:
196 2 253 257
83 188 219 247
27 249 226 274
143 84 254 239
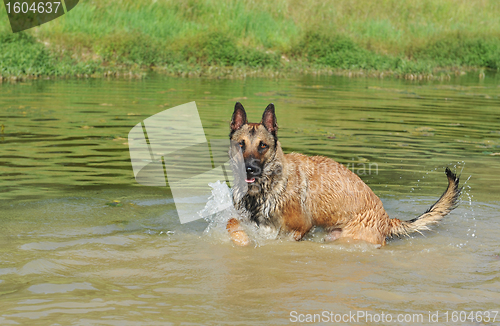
227 218 250 246
230 230 250 246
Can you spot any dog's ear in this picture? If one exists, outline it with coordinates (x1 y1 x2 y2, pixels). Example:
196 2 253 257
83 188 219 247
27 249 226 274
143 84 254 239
231 102 248 132
261 103 278 135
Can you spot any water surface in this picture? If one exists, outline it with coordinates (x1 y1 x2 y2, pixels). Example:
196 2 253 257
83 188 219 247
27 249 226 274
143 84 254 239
1 73 499 325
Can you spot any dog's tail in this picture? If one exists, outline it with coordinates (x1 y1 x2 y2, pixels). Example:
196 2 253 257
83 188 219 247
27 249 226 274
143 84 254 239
389 168 461 238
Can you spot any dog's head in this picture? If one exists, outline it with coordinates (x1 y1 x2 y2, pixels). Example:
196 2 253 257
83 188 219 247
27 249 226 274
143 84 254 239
229 102 278 185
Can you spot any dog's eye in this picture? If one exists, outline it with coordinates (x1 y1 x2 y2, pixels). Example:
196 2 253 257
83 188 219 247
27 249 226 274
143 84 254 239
239 141 245 148
259 142 268 149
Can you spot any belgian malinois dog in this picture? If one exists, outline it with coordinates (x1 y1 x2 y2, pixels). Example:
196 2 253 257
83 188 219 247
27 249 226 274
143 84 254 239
226 102 461 246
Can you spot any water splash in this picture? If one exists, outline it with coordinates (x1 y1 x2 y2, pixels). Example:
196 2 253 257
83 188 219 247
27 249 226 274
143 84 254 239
198 181 237 240
198 181 278 246
406 161 475 248
458 173 476 248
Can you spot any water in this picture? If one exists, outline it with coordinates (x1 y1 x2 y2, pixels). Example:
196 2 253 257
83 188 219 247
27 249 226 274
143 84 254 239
1 73 499 325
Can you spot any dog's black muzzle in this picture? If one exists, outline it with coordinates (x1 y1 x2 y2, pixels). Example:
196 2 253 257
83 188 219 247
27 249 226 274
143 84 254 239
245 158 262 182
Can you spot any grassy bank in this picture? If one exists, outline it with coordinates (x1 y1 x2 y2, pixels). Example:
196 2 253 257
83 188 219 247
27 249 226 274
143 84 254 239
1 0 500 79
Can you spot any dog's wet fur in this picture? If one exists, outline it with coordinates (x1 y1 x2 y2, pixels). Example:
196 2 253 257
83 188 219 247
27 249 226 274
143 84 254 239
226 102 461 246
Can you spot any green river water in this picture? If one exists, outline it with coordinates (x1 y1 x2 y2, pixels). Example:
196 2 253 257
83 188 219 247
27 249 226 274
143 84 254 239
0 73 499 325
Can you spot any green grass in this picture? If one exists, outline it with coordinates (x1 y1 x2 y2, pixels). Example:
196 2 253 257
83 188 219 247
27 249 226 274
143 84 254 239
0 32 102 77
1 0 500 78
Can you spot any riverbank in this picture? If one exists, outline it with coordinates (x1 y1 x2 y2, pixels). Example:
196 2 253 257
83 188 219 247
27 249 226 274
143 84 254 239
1 0 499 80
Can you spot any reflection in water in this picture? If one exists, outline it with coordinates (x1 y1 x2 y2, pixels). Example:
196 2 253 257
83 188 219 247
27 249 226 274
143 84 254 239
0 74 499 324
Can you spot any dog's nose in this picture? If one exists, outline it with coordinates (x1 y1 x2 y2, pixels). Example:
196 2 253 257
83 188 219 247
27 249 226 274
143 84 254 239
246 166 256 174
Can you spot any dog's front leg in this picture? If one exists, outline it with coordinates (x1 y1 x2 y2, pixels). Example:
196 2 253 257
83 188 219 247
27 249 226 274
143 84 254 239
226 218 250 246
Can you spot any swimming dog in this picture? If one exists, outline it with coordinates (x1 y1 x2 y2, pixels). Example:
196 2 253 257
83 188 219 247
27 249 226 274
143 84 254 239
226 102 461 246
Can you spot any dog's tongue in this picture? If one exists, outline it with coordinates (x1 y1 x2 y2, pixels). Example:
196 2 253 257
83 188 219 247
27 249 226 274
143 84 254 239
245 178 256 183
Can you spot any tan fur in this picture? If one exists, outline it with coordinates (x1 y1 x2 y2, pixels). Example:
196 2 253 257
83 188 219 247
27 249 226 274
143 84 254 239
228 103 461 246
226 218 250 246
